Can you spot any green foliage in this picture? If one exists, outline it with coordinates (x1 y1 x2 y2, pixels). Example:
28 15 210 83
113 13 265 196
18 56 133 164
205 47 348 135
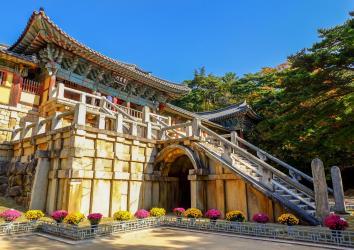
173 15 354 175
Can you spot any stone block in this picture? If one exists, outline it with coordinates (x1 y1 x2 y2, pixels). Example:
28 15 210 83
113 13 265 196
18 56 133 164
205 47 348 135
130 162 143 174
113 160 130 172
8 185 22 197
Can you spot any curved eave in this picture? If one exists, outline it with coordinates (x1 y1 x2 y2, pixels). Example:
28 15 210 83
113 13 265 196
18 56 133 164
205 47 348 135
0 50 38 68
9 10 190 99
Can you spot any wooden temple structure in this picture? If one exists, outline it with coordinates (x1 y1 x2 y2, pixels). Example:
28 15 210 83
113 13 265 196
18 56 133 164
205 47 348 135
0 9 330 226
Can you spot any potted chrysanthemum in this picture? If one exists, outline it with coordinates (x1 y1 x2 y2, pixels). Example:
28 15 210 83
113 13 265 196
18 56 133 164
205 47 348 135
324 213 349 243
205 209 221 226
173 208 185 223
184 208 202 225
226 210 246 230
51 210 68 224
24 210 44 225
135 209 150 225
0 209 21 232
87 213 103 233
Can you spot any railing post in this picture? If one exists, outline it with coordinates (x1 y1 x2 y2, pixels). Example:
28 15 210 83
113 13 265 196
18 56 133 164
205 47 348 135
20 122 31 139
261 167 273 190
192 118 201 138
142 106 150 123
80 93 86 104
51 112 63 130
11 126 21 141
131 122 138 136
74 103 86 126
57 82 64 99
311 158 330 220
96 113 106 129
99 96 107 108
146 122 152 139
221 143 233 164
230 131 238 146
115 113 123 133
331 166 347 214
34 118 45 135
167 116 172 126
186 124 193 137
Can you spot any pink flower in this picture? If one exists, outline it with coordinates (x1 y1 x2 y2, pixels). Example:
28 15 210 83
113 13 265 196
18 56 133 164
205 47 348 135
51 210 68 223
324 214 349 230
205 209 221 220
135 209 150 219
87 213 103 225
0 209 21 222
173 208 185 217
252 213 269 223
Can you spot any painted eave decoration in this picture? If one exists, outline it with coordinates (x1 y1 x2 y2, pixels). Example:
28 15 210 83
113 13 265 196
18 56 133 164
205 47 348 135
7 9 190 99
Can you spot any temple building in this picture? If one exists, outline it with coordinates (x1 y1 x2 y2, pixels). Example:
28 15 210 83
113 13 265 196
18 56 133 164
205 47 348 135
0 9 324 226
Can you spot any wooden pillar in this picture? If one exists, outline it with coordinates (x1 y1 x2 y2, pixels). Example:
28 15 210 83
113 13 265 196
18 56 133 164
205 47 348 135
215 180 225 218
331 166 347 214
9 72 22 107
311 158 329 220
190 174 206 211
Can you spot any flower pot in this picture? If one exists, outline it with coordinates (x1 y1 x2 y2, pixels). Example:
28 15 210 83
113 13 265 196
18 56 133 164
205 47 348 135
331 230 344 244
210 219 217 226
90 224 98 234
189 218 196 225
176 217 182 223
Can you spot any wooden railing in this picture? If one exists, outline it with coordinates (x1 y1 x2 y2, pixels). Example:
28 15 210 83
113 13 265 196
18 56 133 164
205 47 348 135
22 78 41 95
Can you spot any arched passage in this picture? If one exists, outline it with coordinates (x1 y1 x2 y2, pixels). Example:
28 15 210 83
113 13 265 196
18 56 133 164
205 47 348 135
154 145 201 211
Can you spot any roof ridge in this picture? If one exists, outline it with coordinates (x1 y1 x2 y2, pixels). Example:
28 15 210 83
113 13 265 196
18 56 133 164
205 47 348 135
9 9 190 94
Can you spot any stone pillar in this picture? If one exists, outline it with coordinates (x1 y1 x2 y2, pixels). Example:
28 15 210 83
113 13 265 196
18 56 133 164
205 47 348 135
311 158 329 220
190 174 206 211
331 166 347 214
215 180 225 218
74 103 86 126
29 150 50 210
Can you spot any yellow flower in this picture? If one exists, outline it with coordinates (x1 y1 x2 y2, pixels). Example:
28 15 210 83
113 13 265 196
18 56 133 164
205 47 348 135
277 213 299 225
150 208 166 217
24 210 44 221
184 208 202 218
113 211 133 221
225 210 246 222
63 212 85 225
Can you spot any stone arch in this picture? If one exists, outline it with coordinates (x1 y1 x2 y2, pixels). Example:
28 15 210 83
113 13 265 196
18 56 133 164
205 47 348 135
153 144 202 210
154 144 201 172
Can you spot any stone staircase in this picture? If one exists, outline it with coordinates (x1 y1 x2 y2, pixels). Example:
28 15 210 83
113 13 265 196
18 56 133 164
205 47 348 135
193 124 323 225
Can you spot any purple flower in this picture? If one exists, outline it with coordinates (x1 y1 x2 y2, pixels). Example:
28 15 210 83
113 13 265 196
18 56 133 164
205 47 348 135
87 213 103 225
324 213 349 230
51 210 68 223
0 209 21 222
252 213 269 223
135 209 150 219
173 208 185 217
205 209 221 220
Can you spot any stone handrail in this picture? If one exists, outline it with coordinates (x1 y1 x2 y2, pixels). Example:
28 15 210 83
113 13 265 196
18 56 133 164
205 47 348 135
233 133 333 194
198 123 315 197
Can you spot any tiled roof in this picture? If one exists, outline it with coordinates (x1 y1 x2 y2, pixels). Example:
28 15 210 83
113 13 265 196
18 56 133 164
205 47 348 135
197 101 260 121
0 45 38 65
8 9 190 97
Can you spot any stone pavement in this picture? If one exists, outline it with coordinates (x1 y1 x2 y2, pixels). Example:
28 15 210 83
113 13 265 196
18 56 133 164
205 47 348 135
0 228 334 250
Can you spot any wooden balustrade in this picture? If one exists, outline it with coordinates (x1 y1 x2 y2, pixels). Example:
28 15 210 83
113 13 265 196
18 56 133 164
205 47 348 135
21 78 41 95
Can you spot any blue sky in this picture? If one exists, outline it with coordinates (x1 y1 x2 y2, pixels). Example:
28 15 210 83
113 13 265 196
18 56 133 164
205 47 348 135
1 1 352 83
